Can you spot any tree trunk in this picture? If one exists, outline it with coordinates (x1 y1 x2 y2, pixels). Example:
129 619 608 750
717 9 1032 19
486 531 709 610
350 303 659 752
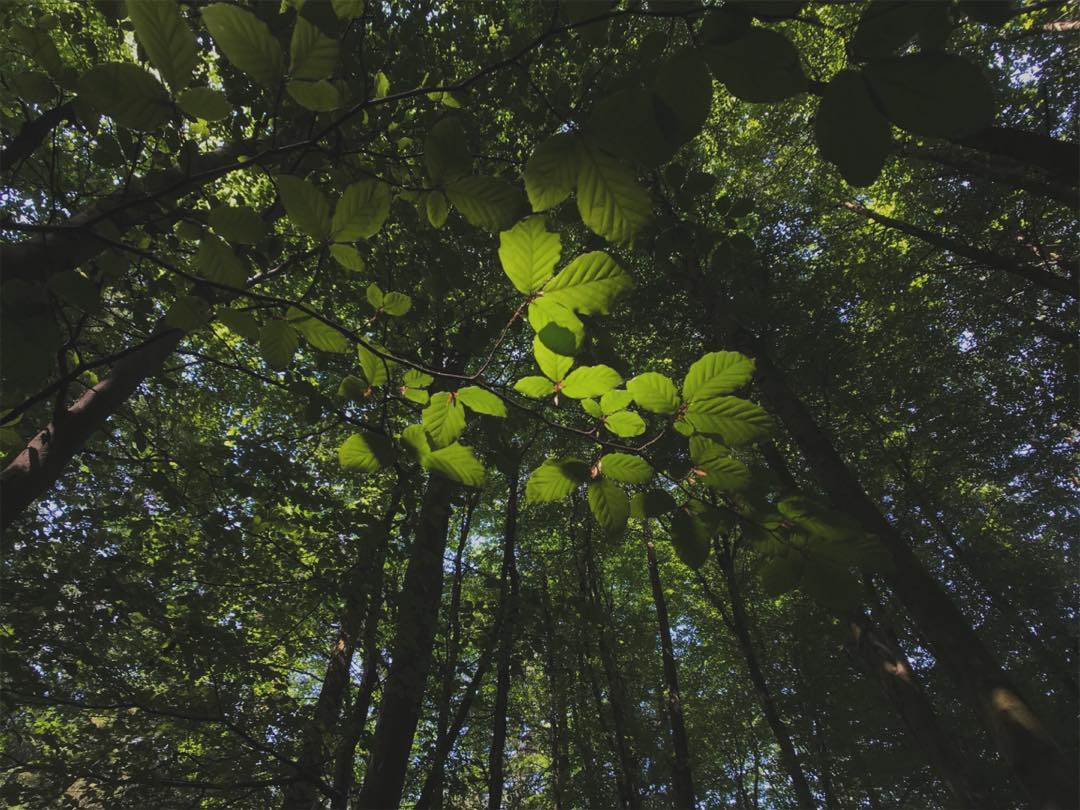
842 201 1076 299
540 577 570 810
282 490 401 810
329 513 393 810
1 100 76 171
643 525 696 810
488 466 521 810
424 495 476 810
848 613 981 808
903 144 1075 206
956 126 1079 186
713 547 816 809
2 322 185 532
356 474 458 810
414 626 500 809
583 524 642 810
743 338 1079 809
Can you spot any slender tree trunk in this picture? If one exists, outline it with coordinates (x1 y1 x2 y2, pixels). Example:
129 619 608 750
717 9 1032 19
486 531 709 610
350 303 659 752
956 126 1079 185
848 613 981 808
842 202 1076 298
742 339 1079 808
488 467 521 810
902 144 1075 206
711 547 816 809
2 323 185 532
356 474 458 810
643 525 695 809
414 625 500 809
1 100 75 171
329 518 392 810
583 524 642 810
283 491 402 809
540 577 569 810
423 496 477 809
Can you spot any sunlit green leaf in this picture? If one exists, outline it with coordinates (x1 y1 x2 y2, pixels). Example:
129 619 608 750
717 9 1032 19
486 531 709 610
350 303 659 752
201 3 283 87
498 216 561 294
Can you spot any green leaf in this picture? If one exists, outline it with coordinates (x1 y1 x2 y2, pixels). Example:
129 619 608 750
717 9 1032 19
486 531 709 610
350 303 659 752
259 320 299 370
689 435 728 466
330 243 365 271
10 71 56 104
366 283 384 310
587 88 672 169
357 343 392 386
337 374 369 402
699 7 751 45
604 410 646 437
542 251 633 315
515 376 556 399
402 387 430 405
426 442 485 487
286 306 350 353
778 496 861 541
668 509 710 568
683 396 772 445
457 386 507 417
533 336 573 383
332 179 391 241
815 69 892 187
800 556 863 612
683 351 755 401
447 176 522 232
338 432 391 472
196 234 247 287
600 453 653 484
381 292 411 317
498 216 561 294
201 3 283 87
427 191 449 228
331 0 364 20
404 369 434 389
425 117 471 183
561 365 622 399
627 372 680 414
178 87 233 121
588 478 629 538
373 70 390 98
576 142 650 244
216 307 260 341
864 52 994 139
850 1 935 60
78 63 172 131
581 398 603 419
704 27 807 102
696 456 751 491
422 391 466 448
630 489 677 518
276 175 332 240
524 133 580 211
287 79 340 111
652 46 713 147
599 389 632 414
528 299 584 356
760 552 804 596
290 16 338 80
127 0 198 90
401 423 431 462
164 294 210 331
209 205 267 245
526 458 590 503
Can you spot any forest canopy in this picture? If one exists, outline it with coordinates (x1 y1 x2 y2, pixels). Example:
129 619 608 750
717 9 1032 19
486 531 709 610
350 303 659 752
0 0 1076 808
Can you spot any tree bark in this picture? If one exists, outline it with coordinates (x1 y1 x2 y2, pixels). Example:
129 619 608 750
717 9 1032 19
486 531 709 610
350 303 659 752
1 100 76 172
414 627 500 809
356 474 458 810
643 526 696 810
843 201 1076 299
582 524 642 810
539 576 570 810
488 466 521 810
711 547 816 809
283 490 401 810
956 126 1079 186
2 322 184 532
902 144 1075 206
742 338 1079 809
848 613 981 808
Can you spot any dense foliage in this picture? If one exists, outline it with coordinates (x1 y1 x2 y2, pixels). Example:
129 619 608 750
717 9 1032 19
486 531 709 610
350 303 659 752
1 1 1076 808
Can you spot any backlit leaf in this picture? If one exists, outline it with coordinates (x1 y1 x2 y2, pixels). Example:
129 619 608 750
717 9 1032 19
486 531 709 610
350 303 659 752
202 3 283 87
457 386 507 417
127 0 198 90
499 216 561 294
